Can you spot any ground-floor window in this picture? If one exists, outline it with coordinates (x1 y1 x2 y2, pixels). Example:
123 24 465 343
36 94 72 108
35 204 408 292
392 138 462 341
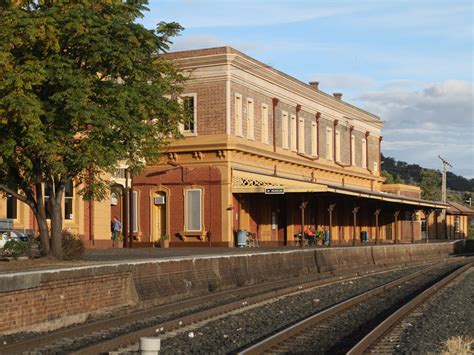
132 190 138 233
6 194 17 219
185 188 202 231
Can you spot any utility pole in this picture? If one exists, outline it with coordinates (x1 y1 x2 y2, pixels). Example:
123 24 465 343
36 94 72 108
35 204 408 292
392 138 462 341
438 156 453 213
438 156 453 239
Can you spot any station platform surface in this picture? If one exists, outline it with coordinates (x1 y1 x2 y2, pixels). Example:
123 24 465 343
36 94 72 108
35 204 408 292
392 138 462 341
0 240 460 274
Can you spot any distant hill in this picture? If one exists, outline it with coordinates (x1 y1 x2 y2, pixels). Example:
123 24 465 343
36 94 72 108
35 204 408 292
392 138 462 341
381 155 474 192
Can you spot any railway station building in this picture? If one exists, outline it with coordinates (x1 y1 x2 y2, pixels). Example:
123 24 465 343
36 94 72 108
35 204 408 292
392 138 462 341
1 47 470 248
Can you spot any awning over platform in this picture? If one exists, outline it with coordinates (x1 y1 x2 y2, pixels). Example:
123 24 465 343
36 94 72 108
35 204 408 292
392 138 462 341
231 167 446 210
231 169 326 193
325 184 447 209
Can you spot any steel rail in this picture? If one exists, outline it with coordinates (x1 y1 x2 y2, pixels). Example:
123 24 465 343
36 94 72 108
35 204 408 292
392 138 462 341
238 259 469 355
346 261 472 355
1 263 419 355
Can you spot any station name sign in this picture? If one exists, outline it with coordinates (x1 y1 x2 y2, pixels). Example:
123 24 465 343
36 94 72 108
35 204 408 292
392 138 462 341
264 188 285 195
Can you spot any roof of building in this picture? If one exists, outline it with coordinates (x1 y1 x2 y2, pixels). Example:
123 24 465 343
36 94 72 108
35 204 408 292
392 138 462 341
446 201 474 215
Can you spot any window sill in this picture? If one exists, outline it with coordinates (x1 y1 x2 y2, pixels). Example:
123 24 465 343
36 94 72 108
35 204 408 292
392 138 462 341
178 230 207 241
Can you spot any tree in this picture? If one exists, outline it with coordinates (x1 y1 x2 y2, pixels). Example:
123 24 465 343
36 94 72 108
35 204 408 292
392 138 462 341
0 1 186 258
418 169 441 201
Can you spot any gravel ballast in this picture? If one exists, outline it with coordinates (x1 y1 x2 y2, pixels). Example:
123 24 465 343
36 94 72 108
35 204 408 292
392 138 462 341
155 265 458 354
396 267 474 353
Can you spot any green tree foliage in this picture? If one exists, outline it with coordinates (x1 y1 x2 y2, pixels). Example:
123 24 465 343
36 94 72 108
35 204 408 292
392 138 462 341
382 154 473 192
418 169 442 201
0 1 186 258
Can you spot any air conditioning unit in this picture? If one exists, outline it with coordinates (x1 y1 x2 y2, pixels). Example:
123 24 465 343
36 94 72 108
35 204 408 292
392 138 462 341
154 196 166 205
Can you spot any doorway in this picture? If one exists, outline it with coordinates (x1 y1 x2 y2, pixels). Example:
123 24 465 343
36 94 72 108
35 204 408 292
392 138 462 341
151 191 168 242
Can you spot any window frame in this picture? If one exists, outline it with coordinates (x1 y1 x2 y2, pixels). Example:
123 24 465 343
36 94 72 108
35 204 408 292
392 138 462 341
132 190 139 233
311 121 317 157
335 129 341 162
290 114 297 152
362 138 367 169
234 93 243 137
282 111 289 149
298 116 305 153
326 127 333 161
261 104 269 144
184 188 203 232
246 97 254 140
64 180 74 220
6 194 17 220
351 134 355 166
179 93 197 136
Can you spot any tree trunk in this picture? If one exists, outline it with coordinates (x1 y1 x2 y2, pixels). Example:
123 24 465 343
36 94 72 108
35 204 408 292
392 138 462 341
35 182 51 256
50 188 64 259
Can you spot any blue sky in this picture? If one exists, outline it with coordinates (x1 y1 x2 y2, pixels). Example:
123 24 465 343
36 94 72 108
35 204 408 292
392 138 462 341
141 0 474 178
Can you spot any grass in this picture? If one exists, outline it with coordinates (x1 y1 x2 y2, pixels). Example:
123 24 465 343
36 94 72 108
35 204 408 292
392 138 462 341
441 336 473 355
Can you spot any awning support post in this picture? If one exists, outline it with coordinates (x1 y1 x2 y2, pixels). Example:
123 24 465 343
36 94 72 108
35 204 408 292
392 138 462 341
352 206 360 246
411 211 417 244
394 210 400 244
300 201 308 248
328 204 336 246
374 209 381 244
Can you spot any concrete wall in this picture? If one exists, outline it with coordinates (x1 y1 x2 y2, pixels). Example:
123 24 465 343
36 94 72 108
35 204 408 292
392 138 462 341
0 241 468 334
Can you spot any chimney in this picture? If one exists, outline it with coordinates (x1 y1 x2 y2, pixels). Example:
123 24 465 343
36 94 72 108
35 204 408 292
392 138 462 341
333 93 343 100
308 81 319 90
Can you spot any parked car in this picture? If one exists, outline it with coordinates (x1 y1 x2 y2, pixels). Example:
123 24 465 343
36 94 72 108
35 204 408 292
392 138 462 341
0 231 28 249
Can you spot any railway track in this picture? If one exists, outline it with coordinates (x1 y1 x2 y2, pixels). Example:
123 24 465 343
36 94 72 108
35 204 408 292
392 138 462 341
239 259 472 354
0 258 467 354
347 262 472 355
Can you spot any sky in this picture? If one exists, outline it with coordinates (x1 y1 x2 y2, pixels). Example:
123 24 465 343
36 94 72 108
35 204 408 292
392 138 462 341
140 0 474 179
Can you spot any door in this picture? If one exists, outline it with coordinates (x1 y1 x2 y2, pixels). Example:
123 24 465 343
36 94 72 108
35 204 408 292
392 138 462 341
151 192 167 242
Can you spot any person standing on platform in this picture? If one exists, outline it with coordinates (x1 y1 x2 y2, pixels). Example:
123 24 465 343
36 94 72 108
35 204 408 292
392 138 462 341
111 216 121 248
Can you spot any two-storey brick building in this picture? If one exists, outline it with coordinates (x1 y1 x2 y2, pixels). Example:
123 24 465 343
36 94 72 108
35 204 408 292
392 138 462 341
129 47 445 247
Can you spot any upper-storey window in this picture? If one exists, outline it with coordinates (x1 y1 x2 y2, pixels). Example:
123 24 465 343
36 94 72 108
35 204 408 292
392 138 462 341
362 138 367 169
298 116 305 153
290 114 297 152
235 94 243 137
282 111 289 149
180 94 197 135
373 161 378 173
247 98 254 139
261 104 269 144
326 127 333 160
311 121 317 157
335 129 341 162
351 134 355 166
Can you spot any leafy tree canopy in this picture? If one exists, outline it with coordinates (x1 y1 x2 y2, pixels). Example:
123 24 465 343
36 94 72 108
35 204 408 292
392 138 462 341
418 169 442 201
0 0 186 257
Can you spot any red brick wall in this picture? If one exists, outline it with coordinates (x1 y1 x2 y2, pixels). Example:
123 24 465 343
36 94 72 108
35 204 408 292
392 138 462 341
134 165 222 244
0 272 133 334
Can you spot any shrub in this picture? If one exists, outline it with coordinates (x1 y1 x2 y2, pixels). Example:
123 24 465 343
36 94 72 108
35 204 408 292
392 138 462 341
3 240 28 258
62 229 85 260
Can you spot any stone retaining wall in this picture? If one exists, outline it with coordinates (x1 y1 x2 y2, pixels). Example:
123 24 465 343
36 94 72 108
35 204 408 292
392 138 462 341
0 241 468 334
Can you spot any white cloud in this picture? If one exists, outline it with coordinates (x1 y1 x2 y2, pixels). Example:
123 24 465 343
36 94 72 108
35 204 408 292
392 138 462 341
356 80 474 177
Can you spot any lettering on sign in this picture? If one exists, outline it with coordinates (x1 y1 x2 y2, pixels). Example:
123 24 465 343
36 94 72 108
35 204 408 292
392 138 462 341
265 188 285 195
